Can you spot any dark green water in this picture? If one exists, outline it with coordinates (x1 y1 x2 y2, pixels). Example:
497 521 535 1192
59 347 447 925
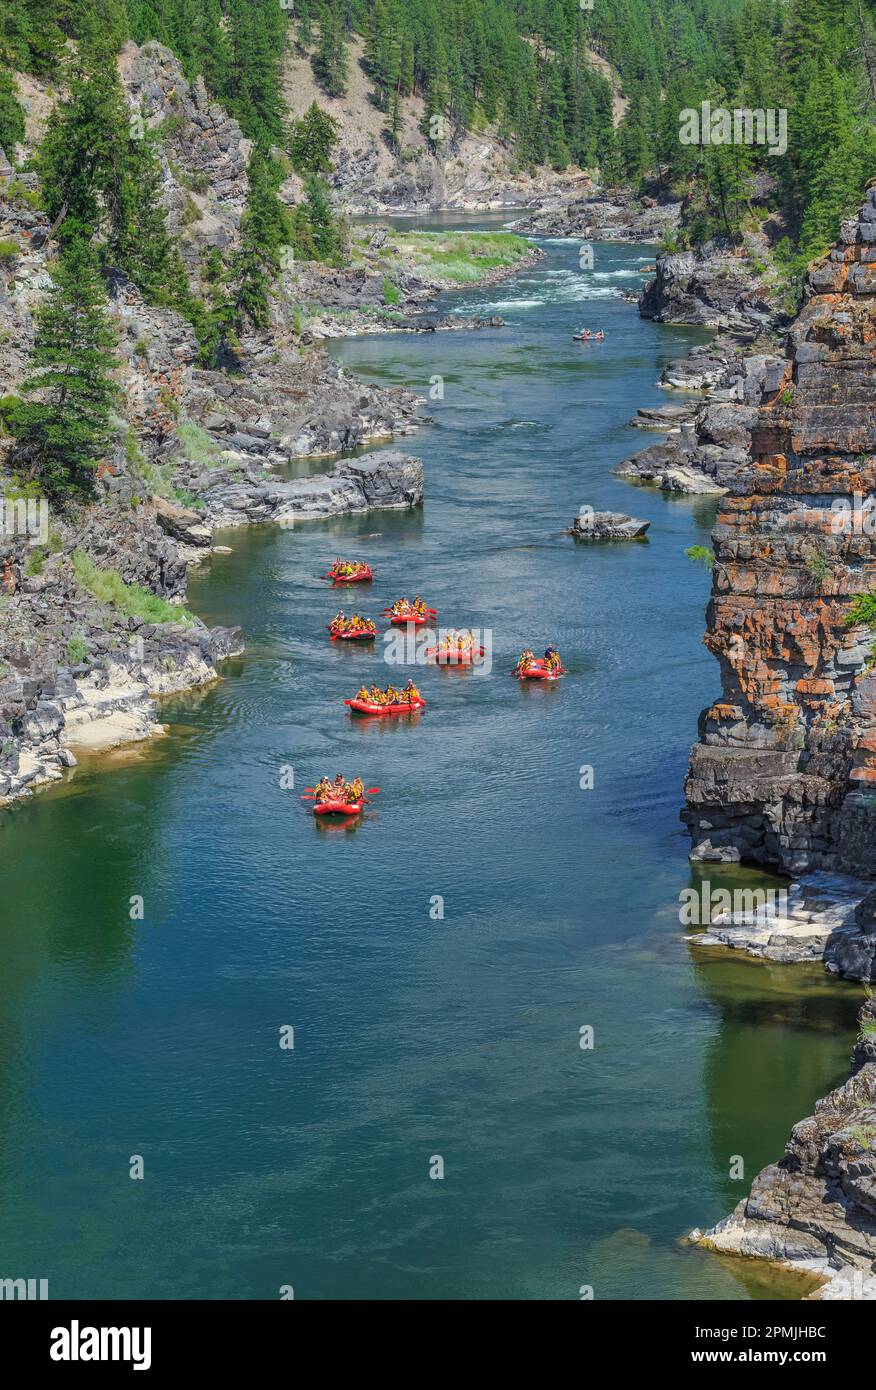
0 225 862 1300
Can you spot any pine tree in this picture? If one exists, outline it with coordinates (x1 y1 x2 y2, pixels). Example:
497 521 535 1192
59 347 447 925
289 102 340 175
301 176 342 264
312 3 348 98
230 150 292 332
10 236 119 501
0 68 24 155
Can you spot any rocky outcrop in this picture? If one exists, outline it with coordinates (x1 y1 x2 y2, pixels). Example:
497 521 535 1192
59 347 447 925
568 510 649 541
119 41 250 267
690 871 876 976
683 194 876 881
198 450 423 528
614 336 783 495
640 239 776 329
0 489 244 804
694 995 876 1298
512 189 681 243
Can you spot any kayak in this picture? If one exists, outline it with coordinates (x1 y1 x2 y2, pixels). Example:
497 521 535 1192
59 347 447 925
313 798 365 816
326 565 373 583
329 627 376 641
517 658 566 681
345 698 426 715
426 645 484 665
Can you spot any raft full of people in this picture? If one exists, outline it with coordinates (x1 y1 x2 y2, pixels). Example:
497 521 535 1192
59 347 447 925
425 629 485 664
383 596 437 626
515 646 565 680
306 773 373 816
325 559 373 583
328 611 378 640
345 679 425 715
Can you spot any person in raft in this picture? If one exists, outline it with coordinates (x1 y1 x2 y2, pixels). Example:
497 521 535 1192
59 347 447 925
594 329 605 341
544 645 562 673
314 774 364 803
400 678 422 703
516 648 536 673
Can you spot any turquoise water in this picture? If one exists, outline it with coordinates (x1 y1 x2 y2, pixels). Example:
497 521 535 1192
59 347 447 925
0 227 861 1300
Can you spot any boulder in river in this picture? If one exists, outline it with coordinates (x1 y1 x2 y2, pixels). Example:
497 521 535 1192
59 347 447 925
568 509 650 541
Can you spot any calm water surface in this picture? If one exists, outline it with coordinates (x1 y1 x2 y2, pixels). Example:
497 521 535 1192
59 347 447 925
0 221 861 1299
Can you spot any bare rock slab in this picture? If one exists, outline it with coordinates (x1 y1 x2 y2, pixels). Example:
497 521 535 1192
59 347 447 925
568 509 650 541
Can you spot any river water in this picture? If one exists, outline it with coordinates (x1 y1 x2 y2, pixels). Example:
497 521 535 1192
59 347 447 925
0 220 862 1300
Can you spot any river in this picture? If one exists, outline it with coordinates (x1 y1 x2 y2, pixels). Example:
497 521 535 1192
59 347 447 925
0 218 861 1300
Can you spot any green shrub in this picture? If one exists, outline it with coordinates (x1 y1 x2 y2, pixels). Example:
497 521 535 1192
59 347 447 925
803 547 830 587
26 549 45 576
72 550 193 625
0 238 20 261
685 545 715 572
66 635 89 665
846 588 876 664
382 276 401 306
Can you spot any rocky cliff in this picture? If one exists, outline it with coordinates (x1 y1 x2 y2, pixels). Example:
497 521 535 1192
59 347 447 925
696 994 876 1298
0 43 426 809
683 193 876 883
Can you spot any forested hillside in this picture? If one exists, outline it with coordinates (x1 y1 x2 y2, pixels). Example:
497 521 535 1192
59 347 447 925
1 0 876 399
2 0 875 258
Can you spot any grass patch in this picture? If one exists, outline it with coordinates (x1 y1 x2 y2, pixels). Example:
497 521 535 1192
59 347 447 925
177 419 222 466
66 635 89 665
385 230 533 285
72 551 193 625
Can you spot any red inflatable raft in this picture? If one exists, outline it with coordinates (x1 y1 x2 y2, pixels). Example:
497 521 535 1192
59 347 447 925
329 626 376 641
517 658 566 681
313 798 365 816
325 565 373 583
344 698 426 716
426 644 485 665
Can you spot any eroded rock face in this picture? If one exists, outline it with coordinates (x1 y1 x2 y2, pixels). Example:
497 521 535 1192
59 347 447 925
639 238 775 329
698 996 876 1292
511 190 682 243
683 195 876 880
119 40 250 267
